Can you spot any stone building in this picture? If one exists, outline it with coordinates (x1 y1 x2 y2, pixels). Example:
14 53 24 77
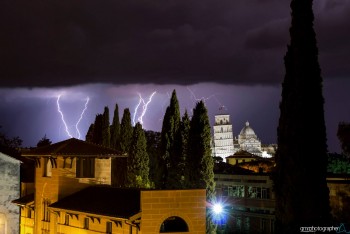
13 138 206 234
0 152 21 234
212 113 274 160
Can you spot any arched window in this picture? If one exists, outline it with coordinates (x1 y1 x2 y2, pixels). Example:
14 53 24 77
160 216 189 233
43 158 52 177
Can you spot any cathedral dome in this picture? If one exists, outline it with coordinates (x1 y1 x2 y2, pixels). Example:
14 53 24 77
239 121 256 136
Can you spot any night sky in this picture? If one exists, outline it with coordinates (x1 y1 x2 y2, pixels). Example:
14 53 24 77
0 0 349 152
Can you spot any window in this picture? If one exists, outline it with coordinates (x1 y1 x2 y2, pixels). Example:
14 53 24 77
76 158 95 178
160 216 189 233
42 199 50 222
64 214 69 225
106 221 112 234
84 217 89 229
43 158 52 177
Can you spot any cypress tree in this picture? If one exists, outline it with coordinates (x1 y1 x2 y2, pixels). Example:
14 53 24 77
102 106 110 147
85 123 94 143
273 0 330 232
120 108 133 154
160 90 182 189
180 110 191 188
144 130 161 189
92 114 103 145
110 103 121 150
126 122 150 188
188 101 216 233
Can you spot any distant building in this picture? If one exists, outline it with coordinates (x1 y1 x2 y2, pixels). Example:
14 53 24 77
13 138 206 234
214 171 275 233
212 114 235 160
212 113 275 160
0 152 21 234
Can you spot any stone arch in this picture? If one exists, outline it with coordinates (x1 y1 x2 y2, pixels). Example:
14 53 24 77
156 212 193 233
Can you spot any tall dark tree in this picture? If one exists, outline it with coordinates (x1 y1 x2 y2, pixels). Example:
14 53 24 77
337 122 350 157
179 110 191 188
36 135 52 147
102 106 110 147
120 108 133 154
85 123 94 143
144 130 161 188
273 0 330 232
159 90 181 189
188 101 216 233
110 103 121 150
126 122 150 188
92 114 103 145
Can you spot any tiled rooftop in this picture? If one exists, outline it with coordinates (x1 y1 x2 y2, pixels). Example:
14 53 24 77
49 186 141 219
22 138 124 157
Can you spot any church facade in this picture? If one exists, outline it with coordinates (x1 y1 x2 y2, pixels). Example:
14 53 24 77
212 113 274 161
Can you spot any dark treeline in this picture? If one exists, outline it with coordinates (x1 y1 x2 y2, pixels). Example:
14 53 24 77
85 89 215 232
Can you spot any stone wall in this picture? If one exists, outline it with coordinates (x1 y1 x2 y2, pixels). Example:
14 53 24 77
0 153 20 234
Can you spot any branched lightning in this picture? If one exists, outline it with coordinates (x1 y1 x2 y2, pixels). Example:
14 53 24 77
75 97 90 139
187 87 222 106
138 91 156 124
56 95 90 139
133 94 143 126
132 91 157 125
57 95 73 138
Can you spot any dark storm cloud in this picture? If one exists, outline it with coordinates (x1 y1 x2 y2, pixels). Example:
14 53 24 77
0 0 348 87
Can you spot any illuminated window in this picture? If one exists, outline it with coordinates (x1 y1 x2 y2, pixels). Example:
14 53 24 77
160 216 189 233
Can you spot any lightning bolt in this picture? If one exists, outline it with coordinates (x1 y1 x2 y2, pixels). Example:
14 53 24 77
133 94 143 126
75 97 90 139
138 91 156 124
186 87 222 106
132 91 157 126
56 95 90 139
57 95 73 138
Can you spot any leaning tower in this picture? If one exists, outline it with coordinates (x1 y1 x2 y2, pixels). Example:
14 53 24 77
212 108 235 161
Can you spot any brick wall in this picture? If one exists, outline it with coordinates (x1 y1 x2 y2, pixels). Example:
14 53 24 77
141 189 206 234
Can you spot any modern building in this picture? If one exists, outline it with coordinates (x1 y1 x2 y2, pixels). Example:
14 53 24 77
0 152 21 234
214 171 275 233
13 138 206 234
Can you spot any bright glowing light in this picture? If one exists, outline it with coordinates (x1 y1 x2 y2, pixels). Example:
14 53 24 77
132 91 157 126
187 87 220 105
56 95 90 139
138 91 156 124
213 203 223 215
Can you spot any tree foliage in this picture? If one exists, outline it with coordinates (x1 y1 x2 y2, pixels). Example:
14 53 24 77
273 0 330 232
110 103 121 150
159 90 182 188
337 122 350 157
120 108 133 154
188 101 216 234
101 106 110 147
126 122 150 188
144 130 161 188
36 134 52 147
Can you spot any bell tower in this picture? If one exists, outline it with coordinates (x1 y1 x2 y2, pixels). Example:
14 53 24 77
212 106 235 161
